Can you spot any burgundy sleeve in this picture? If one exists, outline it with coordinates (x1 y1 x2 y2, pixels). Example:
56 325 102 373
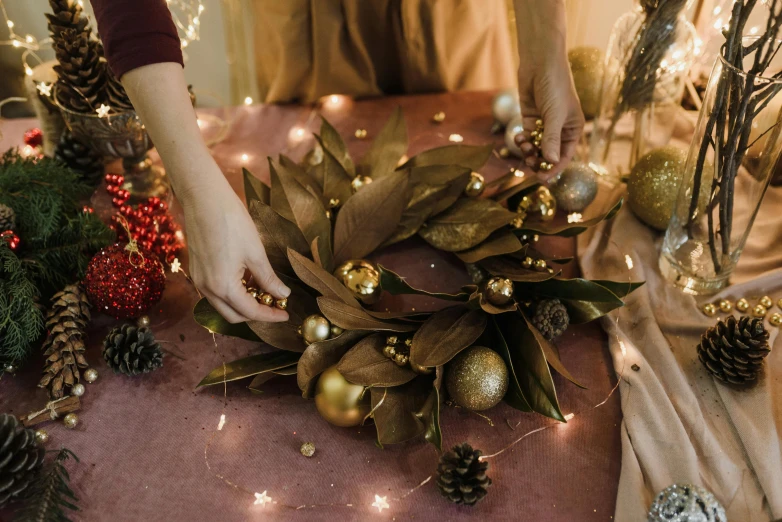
90 0 184 79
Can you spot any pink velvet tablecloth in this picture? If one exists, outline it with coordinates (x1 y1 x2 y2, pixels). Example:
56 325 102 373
0 92 623 521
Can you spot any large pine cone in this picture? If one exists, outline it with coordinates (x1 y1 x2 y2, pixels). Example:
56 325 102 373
532 299 570 340
39 284 91 399
436 443 491 506
54 131 104 186
0 414 45 508
53 28 106 113
46 0 89 38
0 203 15 232
103 324 163 376
698 315 771 385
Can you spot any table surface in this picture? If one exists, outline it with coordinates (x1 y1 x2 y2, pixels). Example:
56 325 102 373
0 91 622 522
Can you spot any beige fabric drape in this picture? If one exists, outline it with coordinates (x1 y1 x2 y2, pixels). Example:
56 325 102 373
250 0 516 103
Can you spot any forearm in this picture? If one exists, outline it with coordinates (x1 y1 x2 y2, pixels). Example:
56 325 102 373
513 0 568 69
121 62 223 199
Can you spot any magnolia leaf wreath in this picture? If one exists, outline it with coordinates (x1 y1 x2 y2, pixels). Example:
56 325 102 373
194 108 641 449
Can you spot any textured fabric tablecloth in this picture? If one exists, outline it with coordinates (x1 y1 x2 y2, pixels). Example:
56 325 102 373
578 117 782 521
0 92 623 522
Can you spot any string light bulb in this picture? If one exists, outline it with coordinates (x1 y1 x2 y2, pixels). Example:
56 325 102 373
371 495 389 513
244 96 253 106
253 491 272 507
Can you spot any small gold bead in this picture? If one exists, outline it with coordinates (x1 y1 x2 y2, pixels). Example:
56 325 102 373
297 326 303 336
386 335 398 345
499 146 510 158
535 119 544 128
260 293 275 306
511 216 524 229
432 111 446 123
241 278 247 286
760 295 773 308
330 325 343 337
518 196 531 211
404 338 413 347
382 345 397 359
328 198 340 208
34 429 49 444
736 298 749 312
394 353 409 366
702 303 717 317
530 130 540 139
547 268 554 273
354 128 367 139
753 304 767 318
522 256 533 269
246 286 260 299
777 298 782 310
539 162 553 171
274 297 288 310
718 299 732 313
770 312 782 326
534 259 547 270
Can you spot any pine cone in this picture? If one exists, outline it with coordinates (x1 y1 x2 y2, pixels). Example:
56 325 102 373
0 414 45 508
46 0 89 38
532 299 569 340
52 28 106 113
436 443 491 506
698 315 771 385
104 71 133 111
0 203 15 232
103 324 163 376
54 131 104 186
39 284 91 399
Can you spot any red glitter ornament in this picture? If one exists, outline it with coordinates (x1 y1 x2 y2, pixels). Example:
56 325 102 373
23 128 43 148
1 230 20 251
109 196 184 264
84 242 166 319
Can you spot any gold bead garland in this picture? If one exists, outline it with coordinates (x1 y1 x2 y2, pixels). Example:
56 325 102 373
241 279 287 310
381 335 432 374
701 295 782 326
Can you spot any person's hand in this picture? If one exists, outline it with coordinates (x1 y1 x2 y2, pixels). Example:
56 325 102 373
179 172 290 324
514 46 585 179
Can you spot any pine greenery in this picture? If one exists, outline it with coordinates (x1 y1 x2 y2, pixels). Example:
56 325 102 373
0 150 114 368
14 448 80 522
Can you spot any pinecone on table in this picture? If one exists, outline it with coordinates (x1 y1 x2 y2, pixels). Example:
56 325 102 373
0 414 46 508
52 28 107 113
39 284 91 399
532 299 570 340
0 203 15 232
54 131 104 186
698 315 771 385
436 443 491 506
46 0 89 38
103 323 163 376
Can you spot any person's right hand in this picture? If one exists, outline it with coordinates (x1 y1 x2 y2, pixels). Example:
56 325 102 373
179 172 290 324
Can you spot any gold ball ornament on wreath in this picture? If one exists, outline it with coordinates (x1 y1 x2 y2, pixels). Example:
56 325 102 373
445 346 509 411
334 259 381 305
314 365 371 427
484 277 514 306
550 162 599 212
627 146 711 231
567 47 605 120
464 172 485 197
301 314 332 344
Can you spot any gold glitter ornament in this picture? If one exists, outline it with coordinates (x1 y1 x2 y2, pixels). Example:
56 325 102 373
334 259 381 305
760 296 773 308
63 413 79 429
627 146 711 230
301 314 332 344
550 162 599 212
736 298 750 312
71 383 85 397
702 303 717 317
753 304 767 318
394 353 409 366
567 47 605 119
718 300 733 313
300 442 316 457
484 277 514 306
314 365 371 427
464 172 485 197
445 346 509 411
35 429 49 444
350 175 373 193
770 313 782 326
522 257 533 269
432 111 446 123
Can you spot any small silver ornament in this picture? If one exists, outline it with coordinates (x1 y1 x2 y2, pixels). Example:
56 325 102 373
71 383 85 397
35 429 49 444
648 484 726 522
84 368 98 383
504 115 524 158
550 162 599 212
491 90 521 126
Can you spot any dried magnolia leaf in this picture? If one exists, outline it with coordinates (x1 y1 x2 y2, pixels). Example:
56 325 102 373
197 350 301 387
478 255 558 282
337 334 417 387
420 387 442 450
193 297 261 342
319 118 356 176
588 280 645 298
371 378 431 445
491 177 539 202
400 144 493 171
517 199 623 237
520 311 583 388
456 230 524 264
333 169 409 264
487 317 531 412
364 310 433 322
470 289 518 315
317 297 416 332
287 249 360 307
310 237 323 268
249 200 310 275
418 198 515 252
243 168 270 207
280 154 322 195
248 320 305 352
297 330 368 397
515 277 626 324
358 106 407 179
269 158 295 223
410 306 487 367
313 137 353 205
378 265 472 301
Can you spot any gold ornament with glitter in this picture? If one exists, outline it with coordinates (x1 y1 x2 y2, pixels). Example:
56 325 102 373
34 429 49 444
63 413 78 429
568 47 605 119
445 346 509 411
550 162 599 212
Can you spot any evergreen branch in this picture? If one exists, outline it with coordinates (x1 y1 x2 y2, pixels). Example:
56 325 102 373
14 448 80 522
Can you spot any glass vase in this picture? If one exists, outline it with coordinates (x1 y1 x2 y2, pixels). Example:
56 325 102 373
589 5 696 184
660 51 782 294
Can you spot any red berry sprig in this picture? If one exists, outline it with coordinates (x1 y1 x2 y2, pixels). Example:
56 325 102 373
23 128 43 148
1 230 20 251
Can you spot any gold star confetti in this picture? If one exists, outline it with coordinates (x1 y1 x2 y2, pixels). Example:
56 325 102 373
371 494 389 513
95 104 111 118
253 491 272 506
36 82 52 97
170 257 182 273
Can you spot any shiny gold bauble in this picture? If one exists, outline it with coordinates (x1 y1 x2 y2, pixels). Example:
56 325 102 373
702 303 717 317
752 304 767 318
522 256 533 269
314 365 371 427
34 429 49 444
445 347 509 411
568 46 604 120
484 277 513 306
300 442 316 457
533 186 557 221
275 298 288 310
334 259 381 305
534 259 548 271
301 314 332 344
260 293 275 306
778 298 782 310
718 300 732 313
350 175 373 193
627 146 711 231
550 162 599 212
330 325 344 337
760 296 773 309
464 172 485 197
770 313 782 326
63 413 79 429
736 298 750 312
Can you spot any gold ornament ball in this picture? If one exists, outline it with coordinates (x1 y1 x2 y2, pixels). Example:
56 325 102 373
522 256 533 269
300 442 316 457
301 314 332 344
718 300 733 313
63 413 79 429
760 295 773 308
314 365 371 427
350 175 373 193
533 186 557 221
330 325 344 337
404 338 412 347
382 345 396 359
567 47 605 120
71 383 85 397
445 346 509 411
137 315 151 328
84 368 98 383
394 353 409 366
260 293 275 306
628 146 711 231
334 259 381 305
753 304 767 318
491 89 521 125
484 276 513 306
34 429 49 444
736 298 750 312
464 172 485 197
275 297 288 310
702 303 717 317
504 115 525 158
770 312 782 326
550 162 599 212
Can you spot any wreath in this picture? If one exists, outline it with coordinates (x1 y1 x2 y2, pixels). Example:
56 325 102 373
193 108 641 449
